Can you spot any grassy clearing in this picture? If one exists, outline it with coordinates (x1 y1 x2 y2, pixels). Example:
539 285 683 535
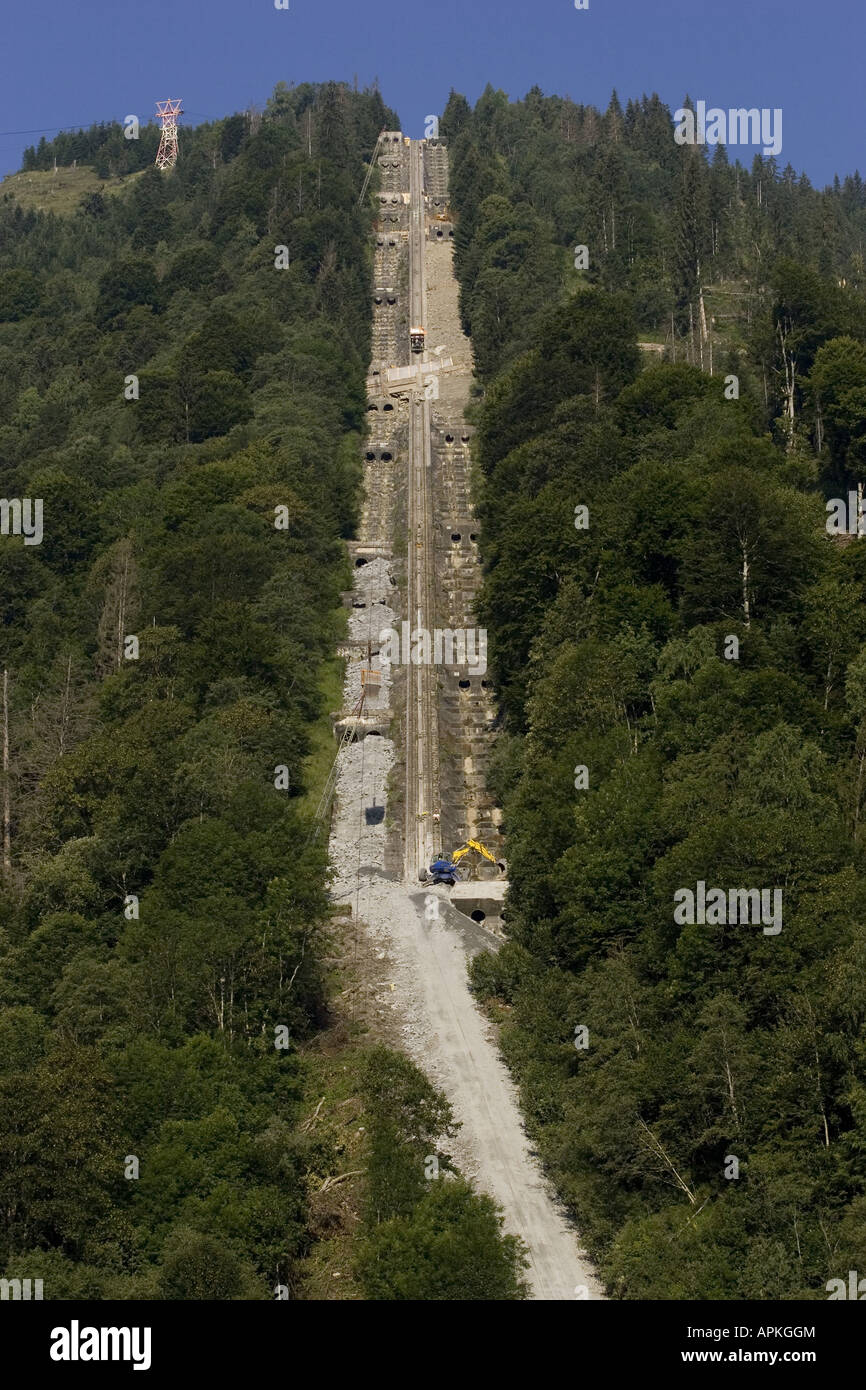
299 613 348 816
0 165 145 216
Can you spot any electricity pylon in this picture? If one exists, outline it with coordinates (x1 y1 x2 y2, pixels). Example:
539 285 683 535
154 99 183 170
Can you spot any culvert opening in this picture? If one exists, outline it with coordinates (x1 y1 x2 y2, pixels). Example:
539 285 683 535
381 451 392 461
451 533 461 542
367 403 379 410
445 434 454 443
352 601 366 609
481 679 492 688
470 532 477 541
470 909 486 923
458 679 470 690
383 402 394 411
365 452 375 461
355 558 369 568
436 229 443 238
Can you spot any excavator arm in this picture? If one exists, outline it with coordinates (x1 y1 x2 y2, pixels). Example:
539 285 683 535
450 838 497 866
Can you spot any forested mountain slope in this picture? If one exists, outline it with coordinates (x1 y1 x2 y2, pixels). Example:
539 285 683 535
443 84 866 393
448 86 866 1298
0 84 526 1300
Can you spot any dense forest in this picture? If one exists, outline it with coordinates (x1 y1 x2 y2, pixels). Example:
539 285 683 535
0 82 525 1300
449 86 866 1297
6 72 866 1306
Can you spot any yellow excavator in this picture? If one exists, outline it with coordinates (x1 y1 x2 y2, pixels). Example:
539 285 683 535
451 839 497 869
423 839 501 886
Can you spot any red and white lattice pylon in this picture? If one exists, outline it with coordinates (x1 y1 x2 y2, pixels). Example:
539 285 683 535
154 99 183 170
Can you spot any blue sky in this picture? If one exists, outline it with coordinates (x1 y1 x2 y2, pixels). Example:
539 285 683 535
1 0 862 186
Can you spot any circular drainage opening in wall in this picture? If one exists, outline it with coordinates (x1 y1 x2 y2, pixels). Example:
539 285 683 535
458 679 470 690
381 451 392 461
451 533 461 542
352 601 366 609
469 532 477 541
470 909 486 923
367 403 379 411
445 434 454 443
383 402 394 411
355 558 369 568
365 452 375 461
436 229 443 238
481 679 492 689
461 434 470 442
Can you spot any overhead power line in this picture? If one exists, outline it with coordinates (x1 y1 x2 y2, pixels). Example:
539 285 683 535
0 123 111 137
0 112 223 140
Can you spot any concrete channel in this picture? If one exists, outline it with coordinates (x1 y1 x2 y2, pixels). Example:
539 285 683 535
325 131 602 1301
